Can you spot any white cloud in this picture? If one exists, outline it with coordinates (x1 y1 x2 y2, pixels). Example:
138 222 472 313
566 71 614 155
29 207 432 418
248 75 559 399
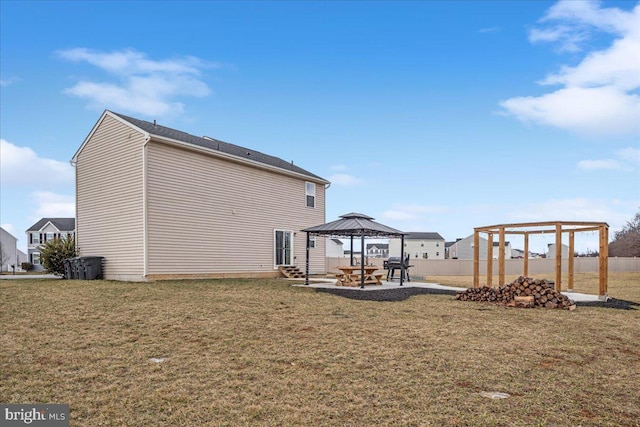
30 192 75 220
0 77 20 87
578 146 640 170
58 48 213 117
0 139 74 187
617 147 640 163
577 159 621 170
328 173 364 187
501 1 640 137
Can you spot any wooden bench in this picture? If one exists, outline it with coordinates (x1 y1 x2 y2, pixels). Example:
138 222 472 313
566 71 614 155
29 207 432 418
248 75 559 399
374 274 384 285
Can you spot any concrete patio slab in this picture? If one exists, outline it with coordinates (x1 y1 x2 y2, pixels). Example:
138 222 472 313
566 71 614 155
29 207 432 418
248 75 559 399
293 278 602 302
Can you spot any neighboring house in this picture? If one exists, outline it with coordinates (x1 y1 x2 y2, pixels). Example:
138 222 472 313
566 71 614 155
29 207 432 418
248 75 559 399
25 218 76 271
389 232 445 260
492 241 512 260
446 234 489 260
1 227 19 272
511 248 532 259
17 250 28 269
547 244 570 259
326 238 344 258
72 110 329 281
366 243 389 258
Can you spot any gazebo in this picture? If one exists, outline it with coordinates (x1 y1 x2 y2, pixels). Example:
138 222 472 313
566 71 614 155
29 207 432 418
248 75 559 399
302 212 407 288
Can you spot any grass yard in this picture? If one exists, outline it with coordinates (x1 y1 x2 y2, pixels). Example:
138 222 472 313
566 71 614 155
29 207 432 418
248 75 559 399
1 272 639 426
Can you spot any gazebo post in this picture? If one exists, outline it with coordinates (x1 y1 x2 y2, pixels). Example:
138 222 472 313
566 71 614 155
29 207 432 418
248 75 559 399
350 235 354 266
305 232 310 286
400 234 405 287
360 234 365 289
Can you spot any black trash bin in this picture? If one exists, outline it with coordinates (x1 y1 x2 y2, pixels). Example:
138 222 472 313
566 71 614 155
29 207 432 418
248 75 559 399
70 257 83 280
63 258 74 279
79 256 104 280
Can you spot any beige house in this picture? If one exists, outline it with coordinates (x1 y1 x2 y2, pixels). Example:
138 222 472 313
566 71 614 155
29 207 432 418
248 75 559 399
72 110 329 281
389 232 445 260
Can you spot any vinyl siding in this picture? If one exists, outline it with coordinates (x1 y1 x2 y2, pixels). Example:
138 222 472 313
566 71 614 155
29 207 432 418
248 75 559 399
75 115 145 280
146 140 326 275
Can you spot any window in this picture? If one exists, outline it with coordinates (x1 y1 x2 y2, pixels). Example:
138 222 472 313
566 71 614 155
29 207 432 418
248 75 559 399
436 242 440 247
46 232 55 242
32 253 40 265
436 252 440 257
31 233 40 244
305 182 315 208
421 241 424 247
422 252 428 259
309 236 316 249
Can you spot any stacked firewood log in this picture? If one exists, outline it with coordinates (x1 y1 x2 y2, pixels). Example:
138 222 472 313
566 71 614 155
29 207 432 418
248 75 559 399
455 276 576 310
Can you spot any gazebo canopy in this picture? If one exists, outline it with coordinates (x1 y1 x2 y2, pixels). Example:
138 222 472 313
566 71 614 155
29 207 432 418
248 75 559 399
302 212 406 238
302 213 407 287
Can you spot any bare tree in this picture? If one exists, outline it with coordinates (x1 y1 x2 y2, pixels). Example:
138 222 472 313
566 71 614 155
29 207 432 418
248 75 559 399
609 208 640 257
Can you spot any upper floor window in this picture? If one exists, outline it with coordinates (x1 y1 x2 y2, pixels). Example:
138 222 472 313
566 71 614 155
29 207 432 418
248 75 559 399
46 232 55 241
306 182 315 208
31 233 40 244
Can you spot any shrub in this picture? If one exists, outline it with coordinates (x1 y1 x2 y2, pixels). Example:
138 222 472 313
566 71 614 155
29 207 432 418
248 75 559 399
39 237 78 276
21 262 34 272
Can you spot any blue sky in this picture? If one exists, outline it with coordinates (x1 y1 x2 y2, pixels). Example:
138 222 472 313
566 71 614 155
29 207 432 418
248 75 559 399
1 0 639 254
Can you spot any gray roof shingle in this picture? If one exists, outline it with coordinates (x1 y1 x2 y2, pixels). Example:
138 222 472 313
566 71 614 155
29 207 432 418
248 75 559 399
27 218 75 232
404 232 445 241
111 111 328 183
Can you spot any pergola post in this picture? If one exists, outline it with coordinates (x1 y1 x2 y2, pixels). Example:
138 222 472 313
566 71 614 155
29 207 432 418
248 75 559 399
486 233 493 287
568 230 575 292
555 223 562 292
599 225 608 298
473 230 479 288
498 227 505 286
350 235 354 266
523 233 529 277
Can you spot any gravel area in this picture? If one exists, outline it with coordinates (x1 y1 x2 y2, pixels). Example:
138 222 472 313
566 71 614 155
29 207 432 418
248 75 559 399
315 287 639 309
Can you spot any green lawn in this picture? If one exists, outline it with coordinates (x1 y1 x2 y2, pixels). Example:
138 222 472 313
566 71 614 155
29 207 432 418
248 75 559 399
1 273 639 426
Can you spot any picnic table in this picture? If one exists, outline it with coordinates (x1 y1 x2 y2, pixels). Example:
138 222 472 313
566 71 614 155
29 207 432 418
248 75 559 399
335 266 384 287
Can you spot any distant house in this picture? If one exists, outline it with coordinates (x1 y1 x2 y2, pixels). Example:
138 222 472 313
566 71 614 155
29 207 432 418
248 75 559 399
446 234 488 260
492 241 512 260
326 239 344 258
72 110 329 281
547 243 570 259
25 218 75 271
389 232 445 260
366 243 389 258
1 227 20 272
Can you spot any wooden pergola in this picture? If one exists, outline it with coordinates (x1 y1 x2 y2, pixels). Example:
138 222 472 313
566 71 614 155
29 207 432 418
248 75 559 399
473 221 609 297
